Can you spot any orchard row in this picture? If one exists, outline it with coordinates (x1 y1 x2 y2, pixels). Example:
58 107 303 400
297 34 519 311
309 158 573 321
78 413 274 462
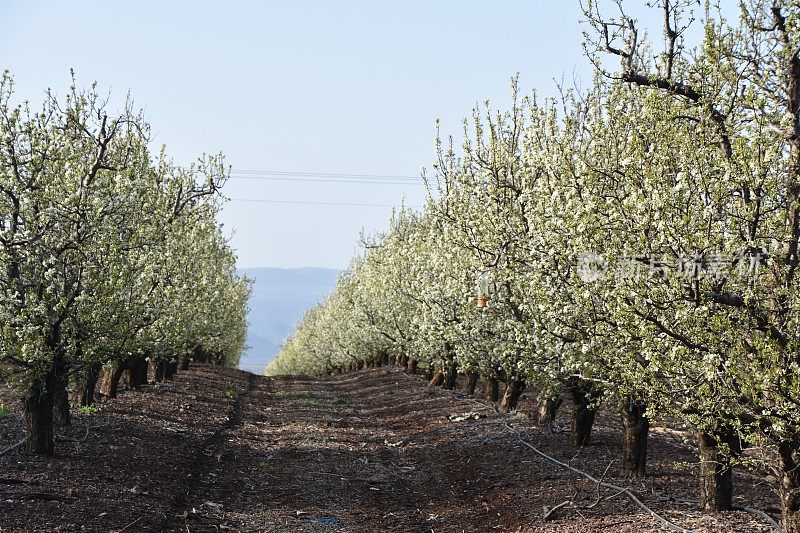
0 73 249 456
268 2 800 531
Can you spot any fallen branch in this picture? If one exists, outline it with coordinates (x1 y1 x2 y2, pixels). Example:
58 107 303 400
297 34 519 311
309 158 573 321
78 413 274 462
659 495 779 531
504 422 695 533
586 461 617 509
402 369 778 531
543 499 571 520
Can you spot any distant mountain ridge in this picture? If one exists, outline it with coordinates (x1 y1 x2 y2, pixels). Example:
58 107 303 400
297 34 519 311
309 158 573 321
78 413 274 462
236 267 339 374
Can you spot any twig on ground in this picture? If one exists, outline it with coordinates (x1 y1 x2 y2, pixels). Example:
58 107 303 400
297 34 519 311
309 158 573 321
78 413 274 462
587 460 617 509
660 495 779 531
116 516 143 533
0 440 25 458
543 499 571 520
504 421 695 533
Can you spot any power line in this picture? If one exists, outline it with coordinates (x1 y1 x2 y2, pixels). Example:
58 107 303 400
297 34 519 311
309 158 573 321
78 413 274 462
231 168 424 181
229 174 421 186
227 198 424 208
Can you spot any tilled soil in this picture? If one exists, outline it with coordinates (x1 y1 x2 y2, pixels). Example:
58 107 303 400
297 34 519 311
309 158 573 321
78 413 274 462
0 365 782 532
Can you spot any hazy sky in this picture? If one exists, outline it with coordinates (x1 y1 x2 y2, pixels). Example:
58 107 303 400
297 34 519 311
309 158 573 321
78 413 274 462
1 1 665 269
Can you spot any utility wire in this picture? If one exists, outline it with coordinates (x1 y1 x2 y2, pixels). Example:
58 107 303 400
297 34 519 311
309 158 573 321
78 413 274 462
231 168 423 181
230 174 421 186
227 198 424 208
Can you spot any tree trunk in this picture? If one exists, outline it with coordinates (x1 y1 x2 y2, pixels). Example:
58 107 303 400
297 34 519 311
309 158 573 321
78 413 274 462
101 362 126 398
442 362 457 390
408 358 418 375
164 360 178 381
52 358 71 426
179 356 190 371
570 378 598 447
534 394 562 425
621 397 649 478
126 356 148 390
778 440 800 533
428 370 444 387
698 427 737 512
499 379 526 413
400 354 409 368
24 378 54 455
465 372 479 396
154 360 166 382
381 351 390 366
71 363 101 408
484 376 500 402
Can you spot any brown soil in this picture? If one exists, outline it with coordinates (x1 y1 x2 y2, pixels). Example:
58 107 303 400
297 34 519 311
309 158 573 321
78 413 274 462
0 365 781 532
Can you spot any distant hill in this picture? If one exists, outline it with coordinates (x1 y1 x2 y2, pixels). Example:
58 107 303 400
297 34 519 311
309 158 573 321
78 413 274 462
236 267 339 374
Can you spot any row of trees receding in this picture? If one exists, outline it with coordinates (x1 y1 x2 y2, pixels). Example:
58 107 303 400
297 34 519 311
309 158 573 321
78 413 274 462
268 2 800 531
0 72 250 456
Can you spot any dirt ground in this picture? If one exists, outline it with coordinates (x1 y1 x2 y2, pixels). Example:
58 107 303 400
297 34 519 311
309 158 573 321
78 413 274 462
0 365 781 532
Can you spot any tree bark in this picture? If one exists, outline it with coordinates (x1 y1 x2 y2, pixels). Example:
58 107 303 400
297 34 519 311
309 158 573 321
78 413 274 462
408 358 418 375
153 360 166 382
71 362 101 408
620 397 649 478
465 371 479 396
484 376 500 402
425 366 433 381
499 379 526 413
778 439 800 533
428 370 444 387
52 358 71 426
126 356 148 390
569 377 598 447
442 362 457 390
24 377 54 455
179 356 190 371
698 427 737 512
534 394 562 425
164 360 178 381
100 362 126 398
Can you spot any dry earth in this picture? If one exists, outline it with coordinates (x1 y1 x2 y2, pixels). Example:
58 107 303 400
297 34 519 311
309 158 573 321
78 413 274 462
0 364 782 532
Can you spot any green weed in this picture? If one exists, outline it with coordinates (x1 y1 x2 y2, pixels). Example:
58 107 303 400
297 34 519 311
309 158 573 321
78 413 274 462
302 398 324 407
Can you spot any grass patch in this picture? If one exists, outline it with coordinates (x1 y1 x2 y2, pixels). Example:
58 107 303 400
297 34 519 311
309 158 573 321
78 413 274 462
302 398 324 407
78 405 99 415
225 389 237 399
0 404 8 420
332 396 347 405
